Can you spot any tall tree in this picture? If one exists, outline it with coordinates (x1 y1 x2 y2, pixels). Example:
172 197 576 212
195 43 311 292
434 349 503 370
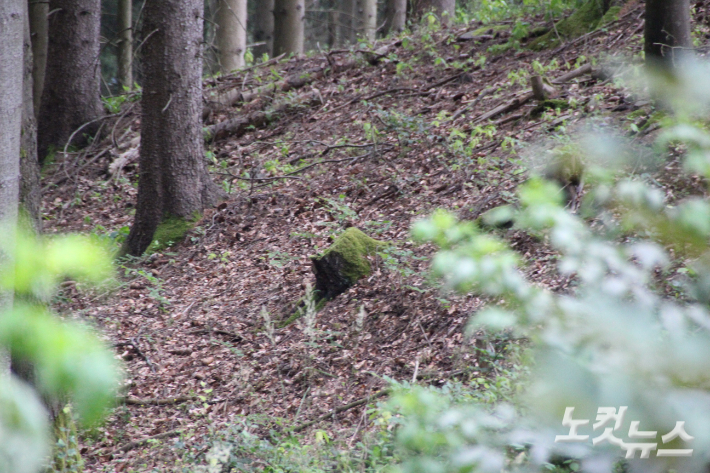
21 0 42 232
253 0 274 58
355 0 377 41
216 0 247 72
384 0 406 35
0 0 23 327
273 0 304 55
122 0 225 257
340 0 356 44
37 0 103 164
118 0 133 89
645 0 691 66
327 7 338 47
414 0 455 24
28 0 48 118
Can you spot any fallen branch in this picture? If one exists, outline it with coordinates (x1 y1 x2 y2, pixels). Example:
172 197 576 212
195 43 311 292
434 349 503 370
204 44 394 113
109 430 182 456
473 92 534 124
121 396 198 406
550 63 593 85
205 89 324 140
290 389 390 433
473 63 593 123
451 86 496 121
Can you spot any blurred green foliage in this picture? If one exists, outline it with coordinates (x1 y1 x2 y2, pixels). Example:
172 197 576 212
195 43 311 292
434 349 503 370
0 229 120 473
399 60 710 473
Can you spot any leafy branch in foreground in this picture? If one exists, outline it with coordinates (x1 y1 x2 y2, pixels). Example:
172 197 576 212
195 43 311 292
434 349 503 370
0 229 121 473
398 61 710 473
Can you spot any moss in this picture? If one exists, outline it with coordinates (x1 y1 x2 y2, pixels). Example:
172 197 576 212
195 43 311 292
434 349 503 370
319 227 385 285
601 6 621 25
627 109 648 120
280 228 386 328
531 99 571 117
487 41 515 56
147 213 201 253
469 24 509 37
528 0 608 50
640 110 669 131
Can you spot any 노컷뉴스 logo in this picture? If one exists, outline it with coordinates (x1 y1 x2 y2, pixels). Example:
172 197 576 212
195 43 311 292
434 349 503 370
555 407 693 459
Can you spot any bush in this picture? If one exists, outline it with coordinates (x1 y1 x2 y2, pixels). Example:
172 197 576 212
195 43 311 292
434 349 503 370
399 60 710 473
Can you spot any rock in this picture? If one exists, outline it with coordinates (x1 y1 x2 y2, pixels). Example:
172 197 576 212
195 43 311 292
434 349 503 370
310 227 385 301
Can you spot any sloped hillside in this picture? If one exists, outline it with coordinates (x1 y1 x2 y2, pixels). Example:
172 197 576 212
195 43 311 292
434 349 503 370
39 3 707 471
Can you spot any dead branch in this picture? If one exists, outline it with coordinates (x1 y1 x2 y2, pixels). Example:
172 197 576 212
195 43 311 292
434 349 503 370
205 89 324 140
204 44 395 113
473 92 534 124
109 430 182 456
451 86 496 121
550 63 593 84
473 63 593 123
130 336 156 373
121 396 198 405
290 389 390 433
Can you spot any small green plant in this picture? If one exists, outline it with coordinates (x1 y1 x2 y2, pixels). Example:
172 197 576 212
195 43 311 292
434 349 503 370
320 195 358 223
101 86 141 113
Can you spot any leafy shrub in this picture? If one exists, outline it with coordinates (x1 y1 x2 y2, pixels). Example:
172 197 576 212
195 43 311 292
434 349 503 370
398 61 710 473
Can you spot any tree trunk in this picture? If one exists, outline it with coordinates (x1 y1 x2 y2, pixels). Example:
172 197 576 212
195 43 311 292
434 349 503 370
414 0 455 24
122 0 225 257
254 0 274 58
340 0 356 44
327 8 338 47
28 0 48 118
645 0 692 66
37 0 103 164
355 0 377 41
21 0 42 233
384 0 406 35
273 0 304 55
0 0 23 338
117 0 133 89
216 0 247 72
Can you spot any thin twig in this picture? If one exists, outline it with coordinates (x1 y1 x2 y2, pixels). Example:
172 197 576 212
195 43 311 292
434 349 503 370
109 430 182 456
290 389 390 433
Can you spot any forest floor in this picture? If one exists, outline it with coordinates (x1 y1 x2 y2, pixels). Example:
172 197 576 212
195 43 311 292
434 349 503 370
40 3 709 472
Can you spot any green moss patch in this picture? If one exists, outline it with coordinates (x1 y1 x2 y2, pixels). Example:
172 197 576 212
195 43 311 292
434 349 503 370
315 227 385 287
531 99 571 117
147 213 201 253
528 1 612 50
280 228 387 327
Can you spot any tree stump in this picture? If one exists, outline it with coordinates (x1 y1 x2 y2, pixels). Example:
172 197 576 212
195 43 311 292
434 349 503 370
310 227 384 300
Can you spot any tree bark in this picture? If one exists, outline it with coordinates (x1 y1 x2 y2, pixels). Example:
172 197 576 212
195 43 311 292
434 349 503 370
37 0 103 164
384 0 406 35
122 0 225 257
273 0 305 55
355 0 377 41
117 0 133 89
28 0 48 118
327 8 338 47
254 0 274 58
645 0 692 67
0 0 23 341
21 0 42 233
215 0 247 72
340 0 356 44
414 0 455 24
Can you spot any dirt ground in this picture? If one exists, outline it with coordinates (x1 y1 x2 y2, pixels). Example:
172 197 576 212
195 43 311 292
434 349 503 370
38 3 708 470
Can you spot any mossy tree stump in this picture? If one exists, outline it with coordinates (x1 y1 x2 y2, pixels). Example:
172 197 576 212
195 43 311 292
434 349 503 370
310 227 385 301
